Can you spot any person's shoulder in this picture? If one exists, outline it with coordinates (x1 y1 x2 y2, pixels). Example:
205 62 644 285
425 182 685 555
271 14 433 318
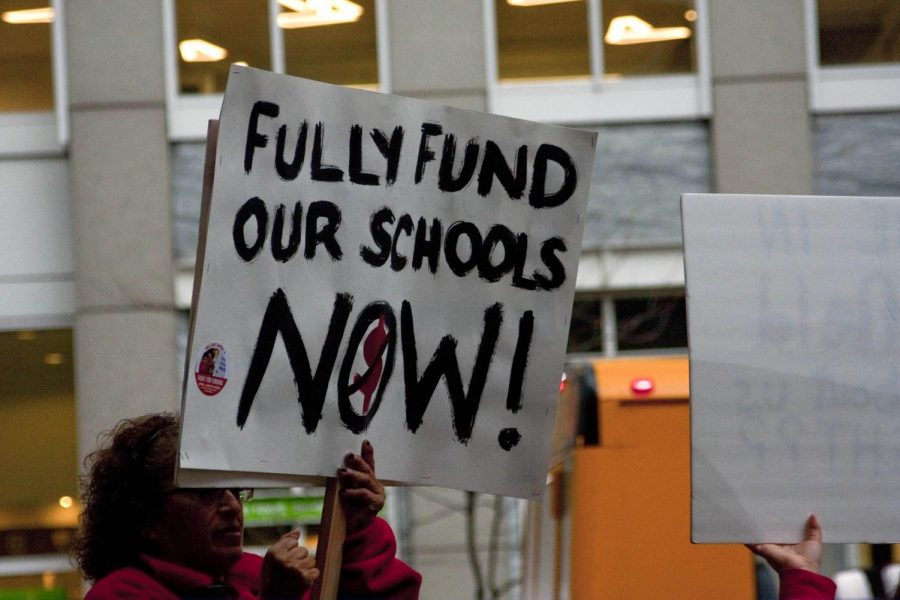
86 566 175 599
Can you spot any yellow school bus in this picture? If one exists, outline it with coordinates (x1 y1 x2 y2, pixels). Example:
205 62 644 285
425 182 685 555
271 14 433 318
523 355 757 599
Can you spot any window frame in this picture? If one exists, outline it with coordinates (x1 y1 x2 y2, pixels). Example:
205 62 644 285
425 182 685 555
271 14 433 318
163 0 391 141
804 0 900 114
0 0 68 157
484 0 713 125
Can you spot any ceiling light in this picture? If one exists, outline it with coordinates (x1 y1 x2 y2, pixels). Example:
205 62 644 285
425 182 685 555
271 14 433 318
277 0 363 28
506 0 581 6
16 330 37 341
1 7 54 24
58 496 74 509
44 352 64 366
233 61 249 67
684 9 698 22
605 15 691 45
179 39 228 63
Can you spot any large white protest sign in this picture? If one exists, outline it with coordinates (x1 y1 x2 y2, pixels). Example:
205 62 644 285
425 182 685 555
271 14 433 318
684 193 900 542
176 67 597 499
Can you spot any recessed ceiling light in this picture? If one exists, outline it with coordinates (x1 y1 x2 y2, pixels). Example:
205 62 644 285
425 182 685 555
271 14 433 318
605 15 691 45
1 7 54 24
684 9 698 22
179 39 228 63
44 353 64 366
59 496 74 509
277 0 364 28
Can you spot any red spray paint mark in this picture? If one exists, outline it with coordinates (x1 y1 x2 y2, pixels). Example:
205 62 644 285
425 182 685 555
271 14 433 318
354 316 387 414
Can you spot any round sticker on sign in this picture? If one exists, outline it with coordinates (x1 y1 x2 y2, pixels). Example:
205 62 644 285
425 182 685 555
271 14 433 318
195 343 228 396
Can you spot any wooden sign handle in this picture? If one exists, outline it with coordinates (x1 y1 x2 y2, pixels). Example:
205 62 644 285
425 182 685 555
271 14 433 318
310 477 346 600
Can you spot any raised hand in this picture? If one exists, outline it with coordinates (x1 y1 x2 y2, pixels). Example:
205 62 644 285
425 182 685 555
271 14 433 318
336 440 386 533
746 514 823 574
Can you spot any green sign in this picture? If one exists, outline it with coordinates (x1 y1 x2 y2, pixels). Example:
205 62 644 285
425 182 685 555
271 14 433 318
243 496 324 525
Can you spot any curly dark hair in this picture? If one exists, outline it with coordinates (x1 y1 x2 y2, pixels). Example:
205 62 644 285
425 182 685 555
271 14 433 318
72 412 180 581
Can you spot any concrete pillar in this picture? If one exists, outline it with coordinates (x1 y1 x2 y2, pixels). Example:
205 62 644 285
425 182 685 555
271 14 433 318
67 1 179 460
386 0 488 111
384 5 496 599
708 1 814 194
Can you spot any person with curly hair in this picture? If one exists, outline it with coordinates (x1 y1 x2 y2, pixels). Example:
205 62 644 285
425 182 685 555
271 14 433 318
73 412 421 599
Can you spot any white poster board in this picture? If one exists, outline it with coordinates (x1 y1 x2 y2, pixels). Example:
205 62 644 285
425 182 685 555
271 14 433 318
177 67 597 500
684 193 900 542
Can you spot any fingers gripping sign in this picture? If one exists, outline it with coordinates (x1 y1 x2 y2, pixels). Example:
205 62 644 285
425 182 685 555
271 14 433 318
337 439 386 533
746 514 824 574
309 440 384 600
261 529 320 599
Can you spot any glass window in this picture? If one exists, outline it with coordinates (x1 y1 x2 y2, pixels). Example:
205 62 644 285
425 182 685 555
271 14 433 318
0 329 80 597
281 0 378 87
0 1 54 112
815 113 900 198
585 122 710 249
175 0 271 94
495 0 591 80
495 0 697 82
616 296 687 351
567 298 603 353
171 142 207 263
817 0 900 66
0 329 77 515
601 0 696 77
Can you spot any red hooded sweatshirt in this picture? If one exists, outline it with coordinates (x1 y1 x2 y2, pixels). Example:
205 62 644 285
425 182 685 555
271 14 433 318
85 517 421 600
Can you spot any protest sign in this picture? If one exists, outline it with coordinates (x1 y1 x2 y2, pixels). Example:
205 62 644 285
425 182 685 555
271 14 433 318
177 67 597 499
684 193 900 542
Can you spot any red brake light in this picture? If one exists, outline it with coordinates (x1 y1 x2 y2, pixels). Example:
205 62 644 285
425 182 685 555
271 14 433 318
631 377 654 395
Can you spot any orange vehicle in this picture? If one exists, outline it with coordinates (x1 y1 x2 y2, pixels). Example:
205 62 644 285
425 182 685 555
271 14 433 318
522 355 758 600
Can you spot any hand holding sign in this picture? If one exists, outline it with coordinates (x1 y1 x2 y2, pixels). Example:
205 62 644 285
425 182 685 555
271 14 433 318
337 440 385 533
746 515 823 574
